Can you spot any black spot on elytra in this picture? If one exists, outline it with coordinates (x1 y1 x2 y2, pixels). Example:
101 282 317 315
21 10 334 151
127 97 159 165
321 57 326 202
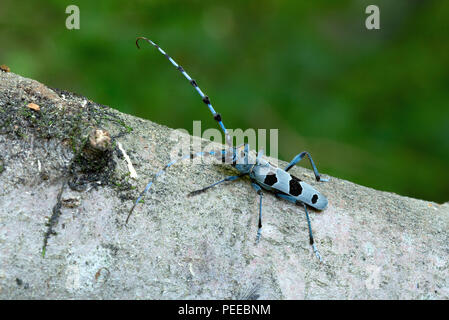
190 79 198 87
264 174 278 186
311 194 318 204
177 66 184 72
289 175 303 196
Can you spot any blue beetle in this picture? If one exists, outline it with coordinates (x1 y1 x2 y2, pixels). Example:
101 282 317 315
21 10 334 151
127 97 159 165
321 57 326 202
128 37 329 261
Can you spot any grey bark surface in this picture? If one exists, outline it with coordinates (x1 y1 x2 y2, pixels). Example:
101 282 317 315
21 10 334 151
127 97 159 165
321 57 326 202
0 71 448 299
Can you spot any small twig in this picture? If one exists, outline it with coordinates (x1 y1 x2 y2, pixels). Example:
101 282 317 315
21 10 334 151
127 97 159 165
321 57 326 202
117 141 138 179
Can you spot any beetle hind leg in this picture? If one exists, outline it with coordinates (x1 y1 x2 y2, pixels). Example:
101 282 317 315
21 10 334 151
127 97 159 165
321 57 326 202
275 193 323 262
284 151 328 182
251 182 264 244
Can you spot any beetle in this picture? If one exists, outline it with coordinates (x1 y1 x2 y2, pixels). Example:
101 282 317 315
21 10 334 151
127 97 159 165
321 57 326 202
128 37 329 261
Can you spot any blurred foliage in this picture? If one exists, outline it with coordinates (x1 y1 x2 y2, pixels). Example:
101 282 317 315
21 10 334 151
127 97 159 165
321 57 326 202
1 0 448 202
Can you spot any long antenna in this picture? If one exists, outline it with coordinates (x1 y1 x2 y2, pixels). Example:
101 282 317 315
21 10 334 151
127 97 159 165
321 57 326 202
136 36 232 146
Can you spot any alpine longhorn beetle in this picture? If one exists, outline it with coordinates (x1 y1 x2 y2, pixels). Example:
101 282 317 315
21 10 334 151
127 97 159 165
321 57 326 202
127 37 329 261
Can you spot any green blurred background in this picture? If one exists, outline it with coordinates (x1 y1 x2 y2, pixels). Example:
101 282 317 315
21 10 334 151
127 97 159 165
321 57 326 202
1 0 448 203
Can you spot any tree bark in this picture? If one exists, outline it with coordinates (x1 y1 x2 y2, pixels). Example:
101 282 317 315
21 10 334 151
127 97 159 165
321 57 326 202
0 71 448 299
